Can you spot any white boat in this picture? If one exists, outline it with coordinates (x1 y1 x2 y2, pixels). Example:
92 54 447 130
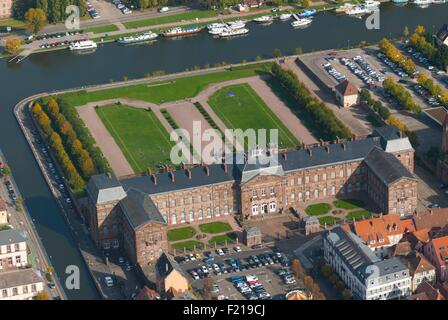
279 13 292 20
413 0 432 5
334 3 355 13
432 0 446 3
208 27 226 35
346 5 369 15
219 28 249 37
69 40 97 51
207 23 227 30
291 18 312 28
116 32 157 44
363 0 381 8
227 20 246 29
253 15 273 23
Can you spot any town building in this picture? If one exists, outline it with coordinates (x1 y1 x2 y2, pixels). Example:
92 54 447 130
85 126 416 268
436 24 448 47
0 229 28 271
0 268 44 300
323 226 412 300
407 281 446 300
0 198 8 225
347 215 415 258
134 286 160 300
303 215 321 235
155 253 189 298
423 235 448 281
397 251 436 292
334 80 359 108
413 208 448 233
0 0 13 20
243 226 261 247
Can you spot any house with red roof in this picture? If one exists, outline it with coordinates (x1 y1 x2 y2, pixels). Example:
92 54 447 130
423 235 448 281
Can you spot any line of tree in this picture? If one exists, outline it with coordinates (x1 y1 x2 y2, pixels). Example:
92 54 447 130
382 77 421 114
13 0 86 23
359 88 391 121
43 97 96 180
320 264 351 300
417 72 448 106
56 98 111 174
31 102 85 190
387 115 419 147
270 63 352 141
379 38 416 76
407 25 448 71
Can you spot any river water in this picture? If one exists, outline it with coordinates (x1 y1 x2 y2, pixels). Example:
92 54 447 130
0 3 447 299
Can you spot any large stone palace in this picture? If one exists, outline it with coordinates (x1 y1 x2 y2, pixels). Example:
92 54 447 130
85 125 417 266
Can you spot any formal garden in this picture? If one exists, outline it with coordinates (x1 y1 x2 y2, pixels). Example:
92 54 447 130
304 199 372 226
167 221 239 252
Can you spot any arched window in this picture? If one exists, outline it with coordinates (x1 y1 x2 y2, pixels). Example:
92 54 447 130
181 210 186 223
189 210 194 222
314 189 318 199
198 208 203 220
261 203 268 214
224 205 229 215
269 202 276 212
252 204 258 215
171 214 177 225
207 207 211 218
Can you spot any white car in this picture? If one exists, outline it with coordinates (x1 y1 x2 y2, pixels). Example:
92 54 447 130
234 246 241 253
158 6 169 13
216 249 224 256
201 265 209 274
188 253 196 261
190 271 199 280
104 276 113 287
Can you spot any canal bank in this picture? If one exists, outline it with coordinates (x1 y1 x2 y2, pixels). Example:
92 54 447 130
1 2 448 299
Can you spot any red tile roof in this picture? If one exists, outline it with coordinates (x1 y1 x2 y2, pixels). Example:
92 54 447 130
431 236 448 267
335 80 358 97
413 208 448 230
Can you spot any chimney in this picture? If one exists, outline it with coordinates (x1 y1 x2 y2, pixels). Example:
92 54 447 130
283 153 288 160
341 143 346 150
204 166 210 176
151 174 157 185
325 145 330 153
186 169 192 179
170 171 175 182
307 148 312 156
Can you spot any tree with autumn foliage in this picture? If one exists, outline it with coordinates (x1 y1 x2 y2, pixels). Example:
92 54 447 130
5 38 22 55
25 8 47 34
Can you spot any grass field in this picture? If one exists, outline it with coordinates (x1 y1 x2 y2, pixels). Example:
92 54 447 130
96 104 175 173
167 227 197 242
305 203 332 216
172 240 204 250
346 210 372 221
208 232 238 245
85 24 119 34
208 84 299 149
318 216 342 226
0 19 26 30
123 10 218 29
333 199 365 210
199 222 232 234
61 63 272 107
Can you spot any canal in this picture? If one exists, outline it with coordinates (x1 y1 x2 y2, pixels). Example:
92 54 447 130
0 3 447 299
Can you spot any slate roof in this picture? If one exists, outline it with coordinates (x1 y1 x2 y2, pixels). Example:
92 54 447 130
364 147 416 186
87 173 126 204
119 189 166 230
373 126 413 153
0 229 27 246
156 252 185 279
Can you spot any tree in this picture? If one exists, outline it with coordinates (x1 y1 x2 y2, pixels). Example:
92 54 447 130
295 47 303 55
342 288 351 300
303 275 314 290
1 164 11 177
320 264 333 278
291 259 304 279
302 0 310 8
25 8 47 34
36 291 49 300
415 25 425 35
403 26 409 39
139 0 149 11
4 38 22 55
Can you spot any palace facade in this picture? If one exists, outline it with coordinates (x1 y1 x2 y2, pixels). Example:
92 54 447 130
86 126 417 266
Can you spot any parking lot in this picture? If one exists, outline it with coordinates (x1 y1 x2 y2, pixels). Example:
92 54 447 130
178 246 299 300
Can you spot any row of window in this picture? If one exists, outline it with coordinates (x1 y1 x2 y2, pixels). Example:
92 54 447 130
251 202 277 215
289 166 364 187
156 191 230 209
0 243 22 254
2 284 37 297
166 205 231 225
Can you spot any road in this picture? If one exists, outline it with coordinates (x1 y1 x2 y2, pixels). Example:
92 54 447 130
0 151 66 300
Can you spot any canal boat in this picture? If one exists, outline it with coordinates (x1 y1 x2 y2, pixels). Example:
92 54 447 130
432 0 446 3
298 9 317 18
413 0 432 6
207 23 227 30
208 27 227 35
363 0 381 8
253 15 274 23
162 26 204 37
227 20 246 29
279 13 292 20
392 0 409 4
291 18 313 28
116 32 158 44
219 28 249 38
334 3 355 13
69 40 97 51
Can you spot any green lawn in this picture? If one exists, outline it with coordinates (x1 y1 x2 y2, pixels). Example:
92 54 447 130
85 24 119 34
0 18 26 30
318 216 342 226
95 104 175 173
333 199 365 210
199 222 232 234
208 84 299 149
124 10 218 29
60 63 272 107
167 227 197 242
305 203 332 216
172 240 204 250
346 210 372 221
208 232 238 245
